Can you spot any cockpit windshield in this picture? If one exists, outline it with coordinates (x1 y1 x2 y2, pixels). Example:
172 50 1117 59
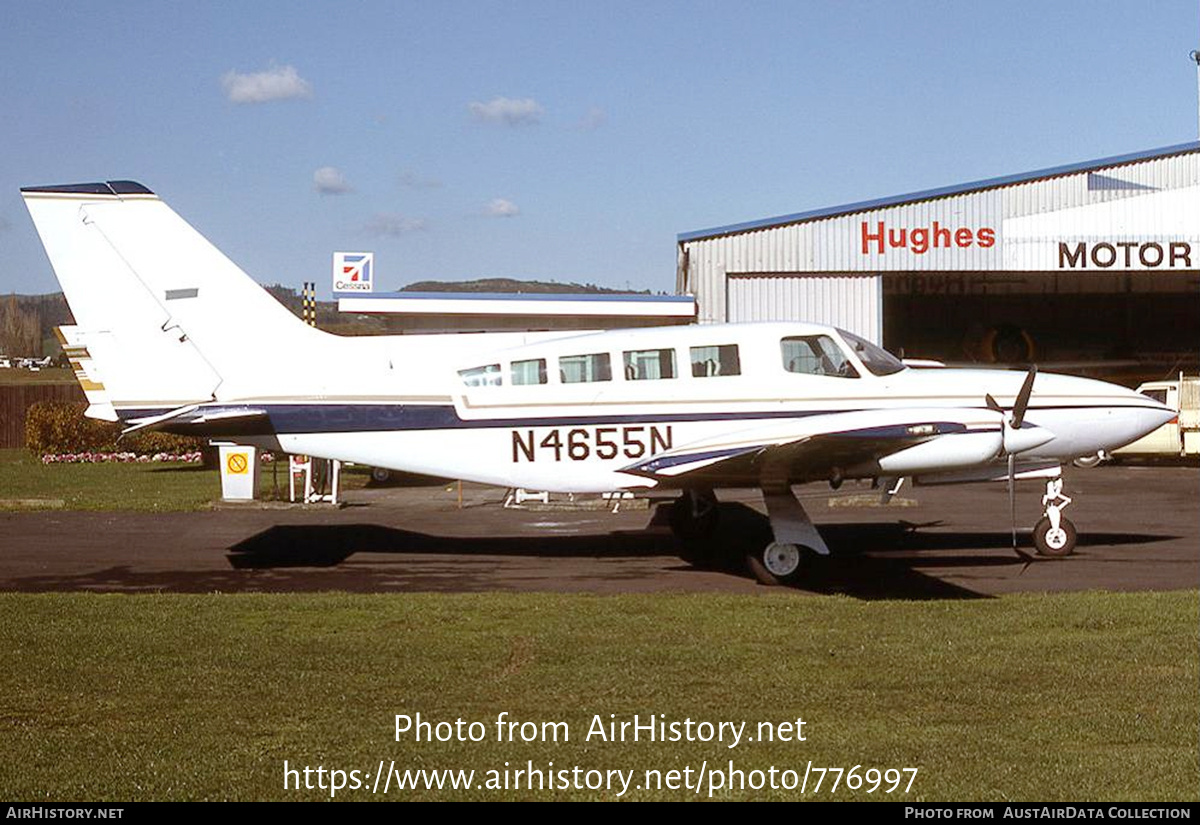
837 329 906 376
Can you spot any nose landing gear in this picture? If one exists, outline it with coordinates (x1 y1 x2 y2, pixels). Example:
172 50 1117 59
1032 478 1075 557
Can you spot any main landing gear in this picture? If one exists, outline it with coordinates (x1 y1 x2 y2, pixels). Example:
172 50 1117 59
1032 477 1076 557
668 489 722 569
667 488 719 540
746 486 831 585
668 486 830 586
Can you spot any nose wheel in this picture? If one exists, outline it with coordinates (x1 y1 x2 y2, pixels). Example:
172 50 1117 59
1033 516 1076 556
1032 477 1076 557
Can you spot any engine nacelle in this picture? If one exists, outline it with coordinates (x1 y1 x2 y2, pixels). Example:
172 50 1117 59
877 432 1003 475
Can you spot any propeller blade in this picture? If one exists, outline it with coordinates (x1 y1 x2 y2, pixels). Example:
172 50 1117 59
1008 452 1016 551
989 366 1040 562
1011 366 1038 430
1005 453 1034 564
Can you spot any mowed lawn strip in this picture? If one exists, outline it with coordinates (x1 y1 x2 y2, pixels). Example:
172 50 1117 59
0 448 220 511
0 449 373 510
0 590 1195 801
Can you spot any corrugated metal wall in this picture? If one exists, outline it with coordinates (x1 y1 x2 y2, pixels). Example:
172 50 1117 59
727 274 881 342
682 149 1200 326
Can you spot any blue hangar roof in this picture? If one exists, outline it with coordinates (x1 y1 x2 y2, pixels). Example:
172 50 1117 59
677 140 1200 243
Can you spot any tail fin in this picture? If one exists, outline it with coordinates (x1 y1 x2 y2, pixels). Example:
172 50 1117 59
22 182 322 414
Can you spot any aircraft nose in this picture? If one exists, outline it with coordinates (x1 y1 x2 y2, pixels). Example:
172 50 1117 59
1090 383 1175 452
1137 400 1178 433
1024 374 1177 457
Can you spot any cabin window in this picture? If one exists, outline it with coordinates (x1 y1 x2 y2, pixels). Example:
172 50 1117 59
781 336 860 378
559 352 612 383
690 344 740 377
1141 388 1168 405
623 348 677 380
511 358 547 386
459 364 503 386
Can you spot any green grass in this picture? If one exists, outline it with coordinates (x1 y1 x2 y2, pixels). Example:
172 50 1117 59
0 449 374 510
0 448 221 510
0 590 1195 801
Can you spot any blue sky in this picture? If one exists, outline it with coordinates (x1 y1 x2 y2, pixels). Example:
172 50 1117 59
1 1 1197 298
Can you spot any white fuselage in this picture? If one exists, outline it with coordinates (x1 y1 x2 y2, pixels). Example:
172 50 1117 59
148 322 1172 493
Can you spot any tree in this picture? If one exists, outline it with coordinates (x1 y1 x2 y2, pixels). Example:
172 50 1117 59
0 295 41 357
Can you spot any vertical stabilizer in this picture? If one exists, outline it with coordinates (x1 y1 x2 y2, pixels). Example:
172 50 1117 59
22 182 327 412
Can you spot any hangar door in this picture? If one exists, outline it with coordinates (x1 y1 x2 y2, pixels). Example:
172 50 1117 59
726 273 883 343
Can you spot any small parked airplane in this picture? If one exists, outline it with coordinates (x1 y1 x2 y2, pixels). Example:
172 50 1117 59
22 181 1173 582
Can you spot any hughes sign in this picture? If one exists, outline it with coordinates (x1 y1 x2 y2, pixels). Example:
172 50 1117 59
860 221 996 255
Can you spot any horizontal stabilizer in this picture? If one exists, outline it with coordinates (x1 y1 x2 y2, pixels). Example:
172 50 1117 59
121 404 268 438
55 326 117 422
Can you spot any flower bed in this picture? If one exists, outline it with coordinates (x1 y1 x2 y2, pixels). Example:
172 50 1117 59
41 451 276 465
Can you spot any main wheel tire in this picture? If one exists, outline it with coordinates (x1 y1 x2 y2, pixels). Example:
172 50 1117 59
1072 453 1104 469
747 542 808 586
370 467 392 483
1033 516 1077 557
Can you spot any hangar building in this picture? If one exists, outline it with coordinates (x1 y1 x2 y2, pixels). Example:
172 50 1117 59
676 141 1200 375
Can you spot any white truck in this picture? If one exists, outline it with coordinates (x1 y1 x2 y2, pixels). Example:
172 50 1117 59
1110 375 1200 458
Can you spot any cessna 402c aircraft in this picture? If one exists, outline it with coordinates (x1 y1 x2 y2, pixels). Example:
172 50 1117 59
22 181 1173 583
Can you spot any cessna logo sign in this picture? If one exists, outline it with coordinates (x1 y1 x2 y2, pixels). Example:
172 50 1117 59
333 252 374 292
1058 241 1195 270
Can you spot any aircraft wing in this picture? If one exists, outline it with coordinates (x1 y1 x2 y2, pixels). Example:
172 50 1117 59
622 408 1004 486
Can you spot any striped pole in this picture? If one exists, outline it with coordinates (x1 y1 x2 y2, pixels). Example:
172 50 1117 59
301 282 317 328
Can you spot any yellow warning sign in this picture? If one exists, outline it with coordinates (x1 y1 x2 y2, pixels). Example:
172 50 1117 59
226 453 249 474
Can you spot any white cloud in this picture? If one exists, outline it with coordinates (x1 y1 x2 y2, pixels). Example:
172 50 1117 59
576 106 607 131
468 97 544 126
221 65 313 104
313 167 352 195
398 170 442 189
365 213 427 237
484 198 520 218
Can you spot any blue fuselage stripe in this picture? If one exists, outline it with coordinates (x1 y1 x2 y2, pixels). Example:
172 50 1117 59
121 404 838 433
116 402 1157 435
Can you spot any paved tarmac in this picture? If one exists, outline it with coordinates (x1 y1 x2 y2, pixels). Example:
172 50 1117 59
0 465 1195 599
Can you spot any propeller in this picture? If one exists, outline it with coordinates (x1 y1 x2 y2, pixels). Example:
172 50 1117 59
986 366 1037 561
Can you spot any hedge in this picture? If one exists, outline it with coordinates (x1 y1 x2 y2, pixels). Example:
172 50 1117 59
25 400 207 456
